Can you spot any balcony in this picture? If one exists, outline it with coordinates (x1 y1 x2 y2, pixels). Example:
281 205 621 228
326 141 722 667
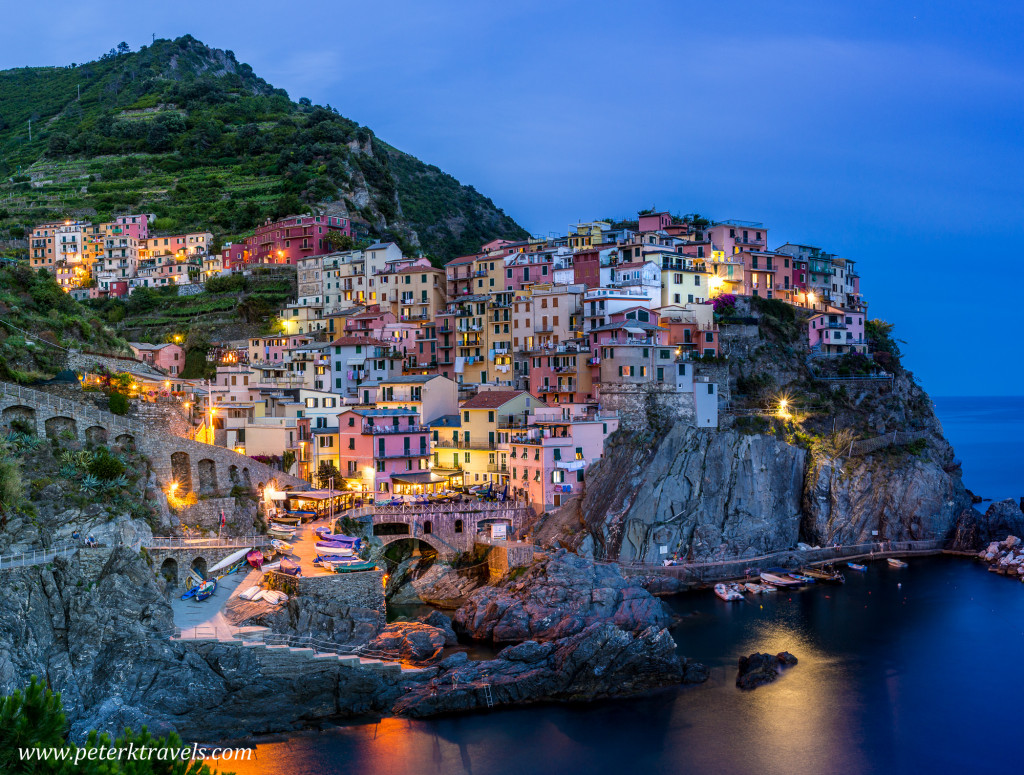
432 439 499 451
363 423 428 434
374 449 429 460
487 464 509 474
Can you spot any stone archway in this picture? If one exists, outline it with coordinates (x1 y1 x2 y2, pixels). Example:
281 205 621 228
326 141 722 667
190 556 207 578
197 459 218 495
1 405 36 434
44 416 77 440
84 425 108 446
170 451 192 492
228 465 239 485
242 468 252 490
159 557 179 588
115 433 136 450
374 522 411 537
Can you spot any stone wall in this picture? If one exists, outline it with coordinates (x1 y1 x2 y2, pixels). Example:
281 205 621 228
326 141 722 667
0 383 310 500
596 383 696 431
172 496 261 534
485 541 535 579
266 568 386 630
147 544 257 587
67 350 164 378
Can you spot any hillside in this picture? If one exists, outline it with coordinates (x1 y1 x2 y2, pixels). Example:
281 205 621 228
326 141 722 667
0 263 130 382
0 35 528 260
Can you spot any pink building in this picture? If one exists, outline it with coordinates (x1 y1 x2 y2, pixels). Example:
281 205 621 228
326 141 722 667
112 214 151 242
345 307 396 337
807 309 867 354
223 215 351 267
637 211 672 233
130 342 185 375
706 220 768 256
248 334 312 365
508 409 619 512
337 408 431 496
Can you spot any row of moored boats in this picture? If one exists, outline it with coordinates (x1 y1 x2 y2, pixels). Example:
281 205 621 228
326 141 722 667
714 559 908 601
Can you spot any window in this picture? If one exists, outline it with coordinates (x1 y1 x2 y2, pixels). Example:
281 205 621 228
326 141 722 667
488 411 495 422
575 447 583 460
552 470 564 483
463 411 469 422
347 416 355 426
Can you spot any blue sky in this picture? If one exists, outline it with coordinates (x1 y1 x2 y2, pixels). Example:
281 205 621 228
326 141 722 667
5 0 1023 395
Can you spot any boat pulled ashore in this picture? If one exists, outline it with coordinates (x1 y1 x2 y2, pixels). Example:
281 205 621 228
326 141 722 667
761 572 800 587
714 583 745 601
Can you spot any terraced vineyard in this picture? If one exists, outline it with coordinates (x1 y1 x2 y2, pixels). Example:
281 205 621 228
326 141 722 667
0 35 528 260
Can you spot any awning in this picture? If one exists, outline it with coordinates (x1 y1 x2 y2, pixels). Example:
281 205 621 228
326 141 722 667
346 357 366 365
287 489 345 501
625 326 646 336
390 471 451 485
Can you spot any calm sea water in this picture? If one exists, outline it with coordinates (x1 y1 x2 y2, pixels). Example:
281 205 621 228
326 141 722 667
931 396 1024 502
218 396 1024 775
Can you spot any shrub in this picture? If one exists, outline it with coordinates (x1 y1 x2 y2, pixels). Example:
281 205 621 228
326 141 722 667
108 392 129 415
88 452 125 481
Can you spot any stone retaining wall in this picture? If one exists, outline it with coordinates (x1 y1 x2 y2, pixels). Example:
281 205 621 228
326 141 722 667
484 540 535 579
266 568 386 629
596 383 696 431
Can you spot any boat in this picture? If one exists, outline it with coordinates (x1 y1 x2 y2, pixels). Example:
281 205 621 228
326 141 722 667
268 521 297 532
207 548 252 576
714 583 745 601
329 560 377 573
270 515 301 525
847 562 868 572
278 559 301 577
802 566 846 584
246 549 264 570
268 527 296 538
270 539 293 553
238 585 262 601
788 573 817 584
887 558 908 568
744 582 775 594
315 542 357 556
761 572 800 587
195 578 217 602
261 561 281 572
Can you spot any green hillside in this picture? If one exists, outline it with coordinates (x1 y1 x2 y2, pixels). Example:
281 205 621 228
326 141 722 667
0 35 528 260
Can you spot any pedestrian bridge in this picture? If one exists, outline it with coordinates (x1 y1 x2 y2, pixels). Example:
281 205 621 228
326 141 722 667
342 501 531 559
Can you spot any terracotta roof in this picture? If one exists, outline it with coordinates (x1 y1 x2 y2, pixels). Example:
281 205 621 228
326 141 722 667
395 265 443 274
445 254 481 266
460 390 530 409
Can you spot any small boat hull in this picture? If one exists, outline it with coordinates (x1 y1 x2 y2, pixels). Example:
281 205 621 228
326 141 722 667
714 583 744 601
761 572 799 587
847 563 868 572
195 578 217 602
887 558 908 568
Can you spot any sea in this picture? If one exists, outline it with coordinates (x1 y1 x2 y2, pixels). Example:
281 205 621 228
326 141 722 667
219 396 1024 775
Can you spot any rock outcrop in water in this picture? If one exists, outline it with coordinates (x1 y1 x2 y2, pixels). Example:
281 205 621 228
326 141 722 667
394 622 702 716
950 499 1024 551
453 550 673 642
736 651 798 690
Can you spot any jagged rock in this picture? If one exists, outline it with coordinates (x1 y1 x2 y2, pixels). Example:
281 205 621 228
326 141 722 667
418 610 458 645
949 500 1024 551
579 427 806 562
388 561 484 607
369 622 448 662
453 550 672 643
394 622 695 716
235 594 381 646
736 651 798 690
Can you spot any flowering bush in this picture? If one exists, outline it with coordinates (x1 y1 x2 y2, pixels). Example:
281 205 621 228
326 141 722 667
712 293 737 316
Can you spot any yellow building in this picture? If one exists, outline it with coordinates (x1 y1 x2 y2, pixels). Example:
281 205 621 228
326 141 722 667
455 390 539 487
568 221 610 250
379 263 447 322
660 260 713 307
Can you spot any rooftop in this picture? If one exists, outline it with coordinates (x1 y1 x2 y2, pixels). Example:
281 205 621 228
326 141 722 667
461 390 531 409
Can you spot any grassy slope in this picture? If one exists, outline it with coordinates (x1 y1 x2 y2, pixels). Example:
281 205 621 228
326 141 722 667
0 35 528 260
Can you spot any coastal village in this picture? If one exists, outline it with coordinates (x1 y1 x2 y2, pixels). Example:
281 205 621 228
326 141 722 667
7 199 1002 737
24 209 869 516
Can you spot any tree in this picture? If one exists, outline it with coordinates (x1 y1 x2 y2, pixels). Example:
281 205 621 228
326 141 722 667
116 41 131 55
317 460 340 489
0 675 66 772
325 231 355 252
46 133 71 156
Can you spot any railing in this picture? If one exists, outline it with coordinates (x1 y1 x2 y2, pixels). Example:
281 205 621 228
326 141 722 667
362 423 427 435
145 535 267 549
374 449 429 460
0 543 82 570
373 501 529 518
848 430 929 456
486 464 509 473
430 439 498 450
612 538 946 579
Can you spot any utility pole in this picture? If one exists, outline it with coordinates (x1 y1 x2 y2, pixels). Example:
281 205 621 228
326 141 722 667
77 84 80 100
27 119 31 142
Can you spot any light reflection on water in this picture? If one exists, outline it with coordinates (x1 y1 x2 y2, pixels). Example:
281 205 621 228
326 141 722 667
219 559 1024 775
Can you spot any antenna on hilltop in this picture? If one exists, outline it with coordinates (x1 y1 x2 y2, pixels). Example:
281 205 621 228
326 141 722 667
152 33 155 44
